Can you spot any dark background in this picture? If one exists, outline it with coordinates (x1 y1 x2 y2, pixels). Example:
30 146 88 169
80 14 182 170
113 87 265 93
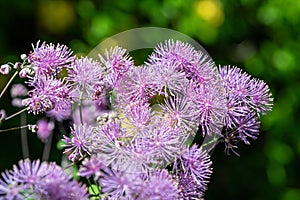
0 0 299 199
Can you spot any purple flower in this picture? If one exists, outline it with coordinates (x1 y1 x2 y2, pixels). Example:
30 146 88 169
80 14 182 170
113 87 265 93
46 104 72 121
178 144 213 193
115 66 160 104
123 100 151 132
36 119 54 142
230 112 260 145
10 84 28 98
160 95 198 133
248 78 273 115
22 76 71 115
28 41 75 76
149 62 188 95
68 57 104 99
218 65 273 150
186 81 226 136
144 121 183 166
148 39 199 72
219 65 273 115
0 159 88 199
99 168 137 199
98 168 178 200
78 156 103 178
138 170 179 200
99 46 134 89
95 122 130 171
177 172 205 199
63 124 96 162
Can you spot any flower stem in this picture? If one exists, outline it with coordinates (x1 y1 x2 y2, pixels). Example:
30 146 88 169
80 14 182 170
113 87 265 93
0 124 29 133
63 155 86 170
202 136 220 147
21 112 29 158
42 132 53 161
0 70 18 99
79 91 84 124
4 108 27 121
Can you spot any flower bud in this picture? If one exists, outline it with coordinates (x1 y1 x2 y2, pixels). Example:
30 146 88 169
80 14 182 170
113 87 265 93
37 119 54 142
28 124 38 133
20 54 27 60
19 68 27 78
0 109 6 121
13 62 21 69
0 64 11 75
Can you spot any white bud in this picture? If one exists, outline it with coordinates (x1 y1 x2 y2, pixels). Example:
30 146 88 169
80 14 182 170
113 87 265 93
0 64 11 75
13 62 21 69
20 54 27 60
28 124 38 133
19 69 27 78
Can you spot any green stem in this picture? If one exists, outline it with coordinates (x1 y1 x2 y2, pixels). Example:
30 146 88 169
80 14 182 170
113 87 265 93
202 136 220 147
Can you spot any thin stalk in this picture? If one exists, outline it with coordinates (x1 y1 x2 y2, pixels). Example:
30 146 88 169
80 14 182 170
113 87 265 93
0 71 18 99
0 125 29 133
79 90 84 124
42 118 55 161
42 132 53 161
4 108 27 121
63 155 86 170
202 136 220 147
20 112 29 158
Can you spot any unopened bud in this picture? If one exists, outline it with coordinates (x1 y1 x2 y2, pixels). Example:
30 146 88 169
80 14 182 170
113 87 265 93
0 109 6 121
20 54 27 60
0 64 11 75
28 124 38 133
19 68 27 78
13 62 21 69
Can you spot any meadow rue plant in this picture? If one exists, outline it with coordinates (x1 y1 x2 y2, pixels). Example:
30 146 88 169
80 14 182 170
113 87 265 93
0 38 273 199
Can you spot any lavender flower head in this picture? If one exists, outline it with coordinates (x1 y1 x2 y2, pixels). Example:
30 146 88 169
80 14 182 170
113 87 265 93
63 124 97 162
0 159 88 199
68 57 104 100
98 168 178 200
99 46 134 89
176 144 212 199
219 65 273 153
36 119 54 142
148 39 227 136
28 41 75 77
78 156 104 179
22 76 71 115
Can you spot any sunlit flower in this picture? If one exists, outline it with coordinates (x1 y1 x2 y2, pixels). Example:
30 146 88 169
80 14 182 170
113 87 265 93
28 41 75 76
99 46 134 88
68 57 104 99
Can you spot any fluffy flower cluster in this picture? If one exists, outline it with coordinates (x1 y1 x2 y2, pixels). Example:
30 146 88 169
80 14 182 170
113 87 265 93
0 159 88 199
20 41 74 119
0 39 273 199
219 66 273 155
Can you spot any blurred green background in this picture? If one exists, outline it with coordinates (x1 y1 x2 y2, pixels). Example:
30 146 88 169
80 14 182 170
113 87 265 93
0 0 299 199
